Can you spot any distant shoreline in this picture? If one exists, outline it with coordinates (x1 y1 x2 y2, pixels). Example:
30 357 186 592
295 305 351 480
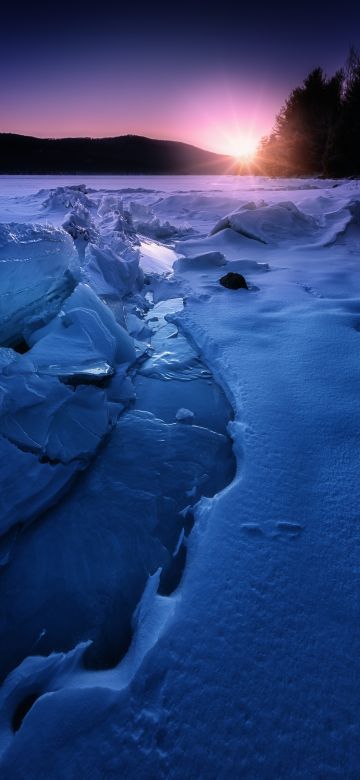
0 132 240 175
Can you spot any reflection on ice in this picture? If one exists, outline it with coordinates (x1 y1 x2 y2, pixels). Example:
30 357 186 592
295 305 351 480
139 238 179 273
134 297 232 435
46 361 114 381
139 297 210 382
146 296 184 320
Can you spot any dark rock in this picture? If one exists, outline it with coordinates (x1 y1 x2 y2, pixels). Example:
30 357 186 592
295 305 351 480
219 272 248 290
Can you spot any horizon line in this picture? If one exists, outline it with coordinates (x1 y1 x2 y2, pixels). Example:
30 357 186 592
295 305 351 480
0 130 260 159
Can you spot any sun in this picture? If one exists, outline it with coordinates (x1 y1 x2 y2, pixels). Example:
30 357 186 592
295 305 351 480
230 136 258 161
202 121 260 163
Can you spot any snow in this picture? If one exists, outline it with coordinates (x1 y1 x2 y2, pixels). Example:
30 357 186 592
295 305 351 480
0 174 360 778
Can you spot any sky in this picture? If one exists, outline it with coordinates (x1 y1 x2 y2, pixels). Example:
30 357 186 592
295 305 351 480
0 1 359 155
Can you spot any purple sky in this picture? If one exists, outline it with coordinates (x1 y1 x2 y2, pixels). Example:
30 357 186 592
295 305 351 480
0 1 358 154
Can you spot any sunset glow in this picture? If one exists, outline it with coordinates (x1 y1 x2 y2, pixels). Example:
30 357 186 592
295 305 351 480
227 135 259 160
0 2 353 152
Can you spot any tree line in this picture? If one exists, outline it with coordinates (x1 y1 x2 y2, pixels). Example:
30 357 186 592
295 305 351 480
256 48 360 177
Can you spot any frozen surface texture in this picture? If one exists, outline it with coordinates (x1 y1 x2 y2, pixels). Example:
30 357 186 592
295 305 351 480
0 176 360 779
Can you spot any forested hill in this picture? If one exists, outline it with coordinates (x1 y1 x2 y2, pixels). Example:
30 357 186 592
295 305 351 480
0 133 235 174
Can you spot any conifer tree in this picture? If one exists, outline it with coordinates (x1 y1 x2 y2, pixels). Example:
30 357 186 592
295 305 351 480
324 47 360 176
259 67 343 176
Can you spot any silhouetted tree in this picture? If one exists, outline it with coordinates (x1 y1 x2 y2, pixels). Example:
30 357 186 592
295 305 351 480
324 47 360 176
259 67 343 176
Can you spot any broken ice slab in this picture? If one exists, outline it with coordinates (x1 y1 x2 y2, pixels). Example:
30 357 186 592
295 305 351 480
83 241 142 300
0 434 79 537
0 371 119 464
34 361 114 383
0 408 235 679
19 284 135 377
0 284 136 535
0 222 79 347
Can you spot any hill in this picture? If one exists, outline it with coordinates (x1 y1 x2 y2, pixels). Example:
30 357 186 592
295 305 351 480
0 133 236 174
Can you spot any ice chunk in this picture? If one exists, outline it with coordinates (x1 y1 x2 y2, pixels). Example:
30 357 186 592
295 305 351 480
0 367 129 534
41 186 94 212
62 203 98 243
125 312 152 340
0 223 79 346
0 369 120 533
134 216 192 240
175 407 194 424
20 284 135 379
84 242 141 299
0 435 79 537
0 281 135 535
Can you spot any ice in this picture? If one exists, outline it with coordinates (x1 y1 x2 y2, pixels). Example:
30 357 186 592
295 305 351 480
139 238 178 274
1 175 360 778
175 407 194 423
0 218 136 536
0 222 79 346
0 407 234 682
22 283 135 378
62 202 99 245
83 242 141 299
0 434 79 537
0 359 130 534
41 185 94 213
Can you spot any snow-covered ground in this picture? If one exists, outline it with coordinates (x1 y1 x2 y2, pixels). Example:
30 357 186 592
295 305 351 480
1 174 360 778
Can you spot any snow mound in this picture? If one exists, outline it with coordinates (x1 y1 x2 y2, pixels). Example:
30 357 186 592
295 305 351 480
210 198 360 248
173 251 227 272
211 201 319 245
0 223 79 346
98 201 195 241
333 199 360 243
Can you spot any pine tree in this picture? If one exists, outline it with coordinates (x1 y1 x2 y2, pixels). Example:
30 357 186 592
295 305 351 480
324 48 360 176
259 68 343 176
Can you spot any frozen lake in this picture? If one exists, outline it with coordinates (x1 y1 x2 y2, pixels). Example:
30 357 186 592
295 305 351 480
1 174 360 777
